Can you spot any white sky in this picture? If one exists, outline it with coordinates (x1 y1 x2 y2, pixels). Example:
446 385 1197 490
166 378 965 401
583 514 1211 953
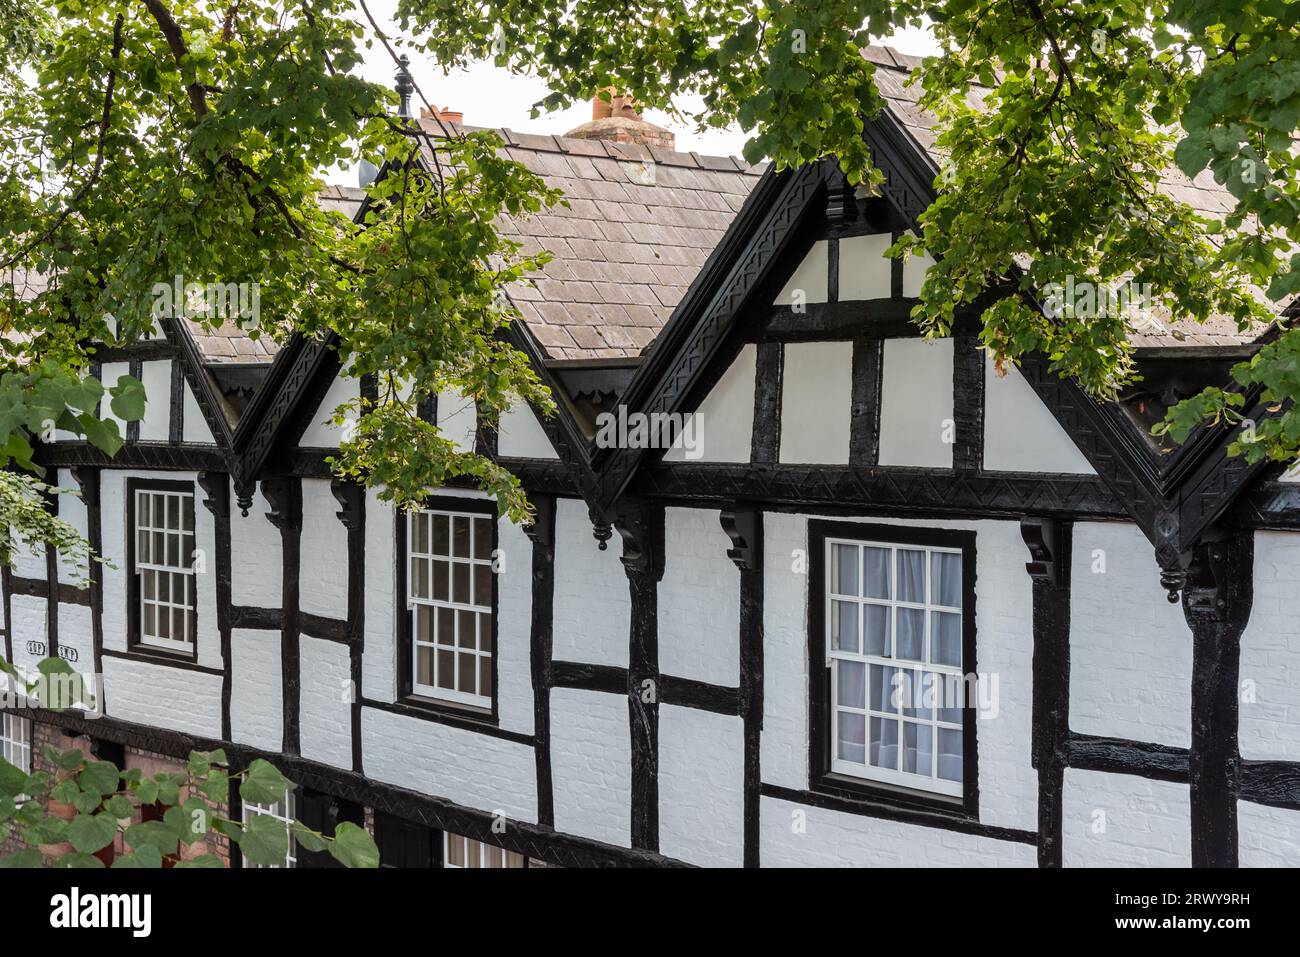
330 2 939 184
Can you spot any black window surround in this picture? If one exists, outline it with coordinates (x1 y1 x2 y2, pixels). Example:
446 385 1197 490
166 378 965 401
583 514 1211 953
125 477 199 663
807 519 980 820
394 494 500 726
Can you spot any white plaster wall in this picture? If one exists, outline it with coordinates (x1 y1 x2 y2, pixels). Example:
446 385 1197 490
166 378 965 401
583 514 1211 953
658 508 740 687
362 706 537 823
230 627 283 752
550 688 630 846
984 358 1095 474
56 605 94 677
1240 530 1300 762
760 796 1036 867
1070 522 1191 747
55 472 89 585
838 232 893 300
99 470 221 671
300 373 359 447
1062 769 1191 867
6 596 47 674
902 250 935 298
299 479 349 621
437 388 477 453
181 381 214 444
774 240 829 305
98 362 131 436
300 635 353 769
658 705 744 867
103 656 222 738
878 337 954 468
552 497 630 668
1238 800 1300 867
664 344 756 464
362 489 397 702
778 341 852 464
9 535 45 581
230 494 282 608
495 516 535 735
761 512 1037 832
138 361 172 442
498 402 558 459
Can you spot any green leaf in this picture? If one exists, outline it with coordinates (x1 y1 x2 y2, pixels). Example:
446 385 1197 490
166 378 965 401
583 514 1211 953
174 854 224 868
235 811 289 867
200 769 229 804
0 758 28 800
66 812 118 853
80 760 120 798
291 821 328 853
327 822 379 869
112 845 163 868
103 794 133 819
239 759 293 806
52 851 106 868
124 818 181 853
108 376 146 421
0 848 43 868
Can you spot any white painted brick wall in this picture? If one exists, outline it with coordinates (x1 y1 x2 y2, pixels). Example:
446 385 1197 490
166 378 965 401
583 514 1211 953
103 655 223 738
1238 800 1300 867
762 512 1037 832
55 470 89 586
1070 522 1191 747
760 796 1035 866
1240 530 1300 762
138 361 171 442
658 508 739 687
1062 769 1190 866
181 380 213 444
56 605 94 676
550 688 630 846
230 493 283 608
361 705 537 823
362 488 397 702
300 373 359 447
230 627 283 752
658 704 744 866
497 402 558 459
7 595 47 673
299 635 352 769
495 516 535 735
552 497 630 668
299 479 349 621
9 535 45 580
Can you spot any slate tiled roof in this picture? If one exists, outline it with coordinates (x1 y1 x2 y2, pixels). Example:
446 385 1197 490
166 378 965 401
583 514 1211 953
863 45 1279 348
418 119 765 361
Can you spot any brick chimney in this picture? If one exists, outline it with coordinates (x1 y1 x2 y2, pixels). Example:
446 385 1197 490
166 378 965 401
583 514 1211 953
420 105 464 125
565 90 674 150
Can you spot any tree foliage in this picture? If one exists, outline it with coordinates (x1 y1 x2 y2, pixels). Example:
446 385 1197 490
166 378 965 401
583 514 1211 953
1 0 1298 557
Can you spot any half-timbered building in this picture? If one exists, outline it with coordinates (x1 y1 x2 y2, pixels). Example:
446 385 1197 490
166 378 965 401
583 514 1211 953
4 47 1300 867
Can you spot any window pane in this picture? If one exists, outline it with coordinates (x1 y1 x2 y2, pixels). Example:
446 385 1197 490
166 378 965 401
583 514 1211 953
138 529 150 564
862 546 891 600
897 549 925 603
414 605 433 643
457 610 476 649
869 717 898 769
446 834 465 867
931 551 962 607
832 544 858 596
452 517 471 557
473 564 493 607
436 607 455 646
452 562 470 604
931 611 962 666
142 573 156 600
416 646 434 686
900 670 933 720
158 574 170 603
478 616 493 654
152 495 165 527
837 712 865 764
869 664 897 712
143 605 156 637
896 607 924 661
437 650 455 689
862 604 890 656
830 600 858 653
902 722 933 776
938 728 963 782
411 558 429 600
479 658 492 699
458 652 476 693
167 495 179 529
432 561 449 601
836 660 865 710
473 518 493 560
413 512 429 553
937 673 964 723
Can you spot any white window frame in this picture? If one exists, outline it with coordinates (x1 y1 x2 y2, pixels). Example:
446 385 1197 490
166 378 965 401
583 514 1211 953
242 790 296 868
132 487 197 654
0 713 31 776
406 508 495 709
442 832 525 868
825 536 966 798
